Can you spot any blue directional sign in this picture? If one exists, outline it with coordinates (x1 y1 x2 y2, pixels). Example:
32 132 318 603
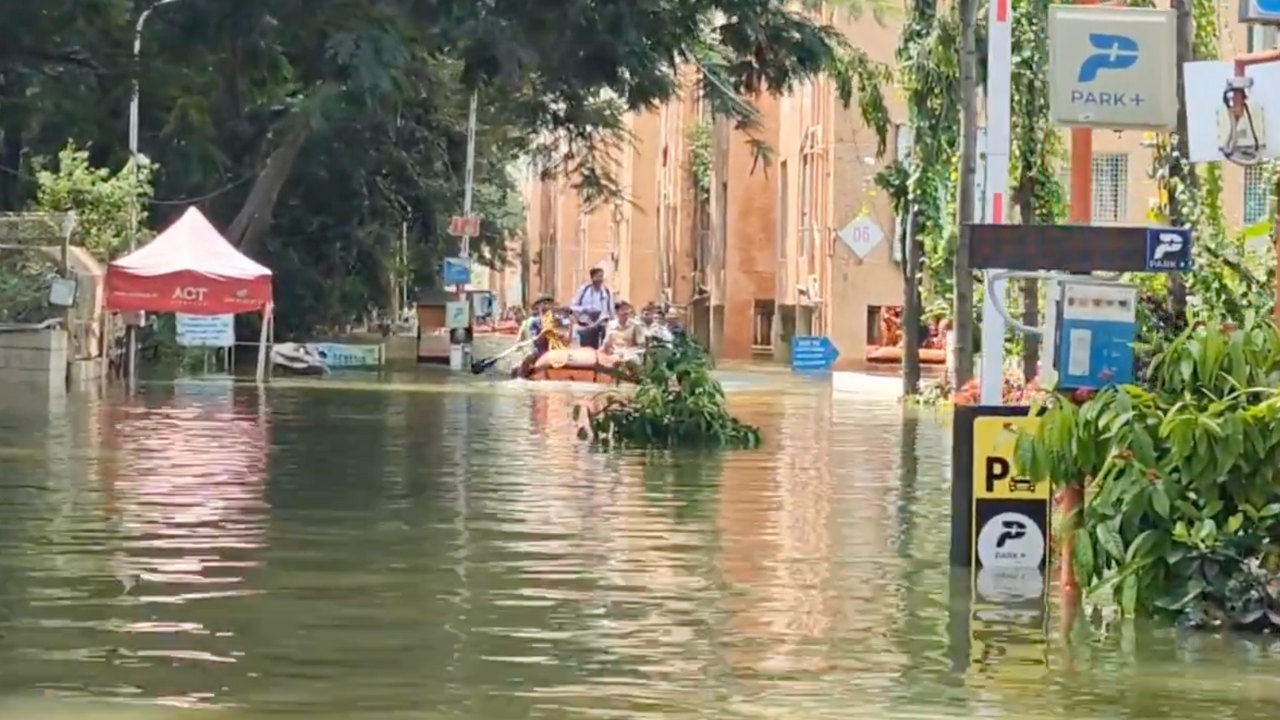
442 256 470 286
790 336 840 373
1144 227 1192 271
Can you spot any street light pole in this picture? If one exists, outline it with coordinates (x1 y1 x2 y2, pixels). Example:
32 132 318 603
126 0 178 389
450 91 479 371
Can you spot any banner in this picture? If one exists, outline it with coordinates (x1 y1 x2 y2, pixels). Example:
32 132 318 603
176 313 235 347
308 343 383 368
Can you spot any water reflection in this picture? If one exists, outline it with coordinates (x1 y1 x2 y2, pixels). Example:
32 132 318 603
3 378 1280 719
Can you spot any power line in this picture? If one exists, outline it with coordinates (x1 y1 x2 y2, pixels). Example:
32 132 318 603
0 163 260 206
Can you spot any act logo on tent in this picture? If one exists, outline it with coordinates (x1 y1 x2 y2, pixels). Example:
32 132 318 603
173 287 209 302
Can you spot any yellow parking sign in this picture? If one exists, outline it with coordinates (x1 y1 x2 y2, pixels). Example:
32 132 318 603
971 416 1046 500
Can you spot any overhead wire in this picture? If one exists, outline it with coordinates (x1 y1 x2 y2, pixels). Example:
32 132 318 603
0 163 261 206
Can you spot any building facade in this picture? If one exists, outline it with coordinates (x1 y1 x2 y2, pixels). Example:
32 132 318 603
518 7 1276 365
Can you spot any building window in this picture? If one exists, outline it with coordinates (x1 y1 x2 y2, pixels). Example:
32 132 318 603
1091 153 1128 222
1056 156 1128 221
1244 165 1273 226
1248 25 1279 53
753 299 775 351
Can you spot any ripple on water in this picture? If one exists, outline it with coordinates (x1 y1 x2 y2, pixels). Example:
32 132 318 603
2 376 1280 720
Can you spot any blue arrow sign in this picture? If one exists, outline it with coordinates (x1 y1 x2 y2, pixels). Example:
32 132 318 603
790 335 840 373
442 257 471 286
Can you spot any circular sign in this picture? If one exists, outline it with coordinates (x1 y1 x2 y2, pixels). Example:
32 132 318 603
976 511 1045 569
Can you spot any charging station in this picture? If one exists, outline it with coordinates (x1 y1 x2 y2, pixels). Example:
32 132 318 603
1056 281 1137 390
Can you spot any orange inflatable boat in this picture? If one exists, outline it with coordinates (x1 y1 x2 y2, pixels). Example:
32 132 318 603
526 348 629 383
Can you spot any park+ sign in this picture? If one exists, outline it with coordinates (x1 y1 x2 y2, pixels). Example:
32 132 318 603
789 335 839 372
1047 6 1177 130
1239 0 1280 24
442 256 471 286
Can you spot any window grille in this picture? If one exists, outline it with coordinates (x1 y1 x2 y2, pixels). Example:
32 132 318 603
1244 165 1273 226
1090 153 1128 223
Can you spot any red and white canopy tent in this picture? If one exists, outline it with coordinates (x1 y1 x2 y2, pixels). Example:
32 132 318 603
105 207 275 382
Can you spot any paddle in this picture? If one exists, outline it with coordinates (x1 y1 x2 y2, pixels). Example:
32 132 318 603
470 338 533 374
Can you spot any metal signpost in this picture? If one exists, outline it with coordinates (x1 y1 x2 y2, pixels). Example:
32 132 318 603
445 92 481 372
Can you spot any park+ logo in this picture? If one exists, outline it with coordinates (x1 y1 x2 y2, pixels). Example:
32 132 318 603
1077 33 1139 83
976 511 1045 569
1145 229 1192 271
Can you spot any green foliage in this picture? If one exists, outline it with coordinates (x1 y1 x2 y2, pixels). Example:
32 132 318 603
32 143 153 261
574 334 762 449
1015 314 1280 629
687 121 713 199
0 252 59 323
874 0 961 278
1009 0 1066 227
1 0 887 335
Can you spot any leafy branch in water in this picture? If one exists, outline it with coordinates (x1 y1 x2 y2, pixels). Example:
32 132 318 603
1015 313 1280 630
574 334 762 449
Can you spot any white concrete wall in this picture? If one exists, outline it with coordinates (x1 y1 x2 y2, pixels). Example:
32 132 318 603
0 329 68 393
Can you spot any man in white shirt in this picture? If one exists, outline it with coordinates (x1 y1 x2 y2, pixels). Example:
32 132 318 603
570 266 614 349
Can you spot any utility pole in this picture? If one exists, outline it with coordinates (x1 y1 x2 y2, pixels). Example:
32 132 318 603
125 0 181 391
902 206 922 396
954 0 980 389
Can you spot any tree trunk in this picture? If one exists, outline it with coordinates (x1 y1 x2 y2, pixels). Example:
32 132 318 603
902 205 923 396
1016 191 1039 382
954 0 980 388
1166 0 1194 321
226 116 311 253
0 70 27 212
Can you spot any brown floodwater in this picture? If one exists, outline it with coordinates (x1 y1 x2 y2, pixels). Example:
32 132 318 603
1 370 1278 720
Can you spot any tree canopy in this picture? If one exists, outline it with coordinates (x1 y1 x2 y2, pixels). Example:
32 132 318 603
0 0 883 335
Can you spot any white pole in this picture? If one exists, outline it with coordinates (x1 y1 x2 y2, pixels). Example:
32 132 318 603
126 0 178 390
979 0 1014 405
450 91 479 371
462 91 478 259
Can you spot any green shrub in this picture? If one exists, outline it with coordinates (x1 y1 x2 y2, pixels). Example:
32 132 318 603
574 334 762 449
1015 312 1280 629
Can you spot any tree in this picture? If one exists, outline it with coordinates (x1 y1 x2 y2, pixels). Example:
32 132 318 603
32 143 154 260
1 0 889 336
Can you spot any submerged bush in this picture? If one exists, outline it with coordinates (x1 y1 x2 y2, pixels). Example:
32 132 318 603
1015 313 1280 630
573 333 762 449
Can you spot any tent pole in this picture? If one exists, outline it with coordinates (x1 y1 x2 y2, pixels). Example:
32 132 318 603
255 303 271 383
268 311 275 380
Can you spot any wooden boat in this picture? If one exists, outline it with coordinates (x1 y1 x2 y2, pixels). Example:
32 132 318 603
526 348 630 383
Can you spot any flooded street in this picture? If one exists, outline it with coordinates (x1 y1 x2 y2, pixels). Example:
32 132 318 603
2 373 1279 720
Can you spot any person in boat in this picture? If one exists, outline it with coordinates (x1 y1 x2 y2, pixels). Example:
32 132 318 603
642 303 674 346
570 266 614 349
602 300 646 361
516 295 555 343
514 296 562 378
655 305 688 341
